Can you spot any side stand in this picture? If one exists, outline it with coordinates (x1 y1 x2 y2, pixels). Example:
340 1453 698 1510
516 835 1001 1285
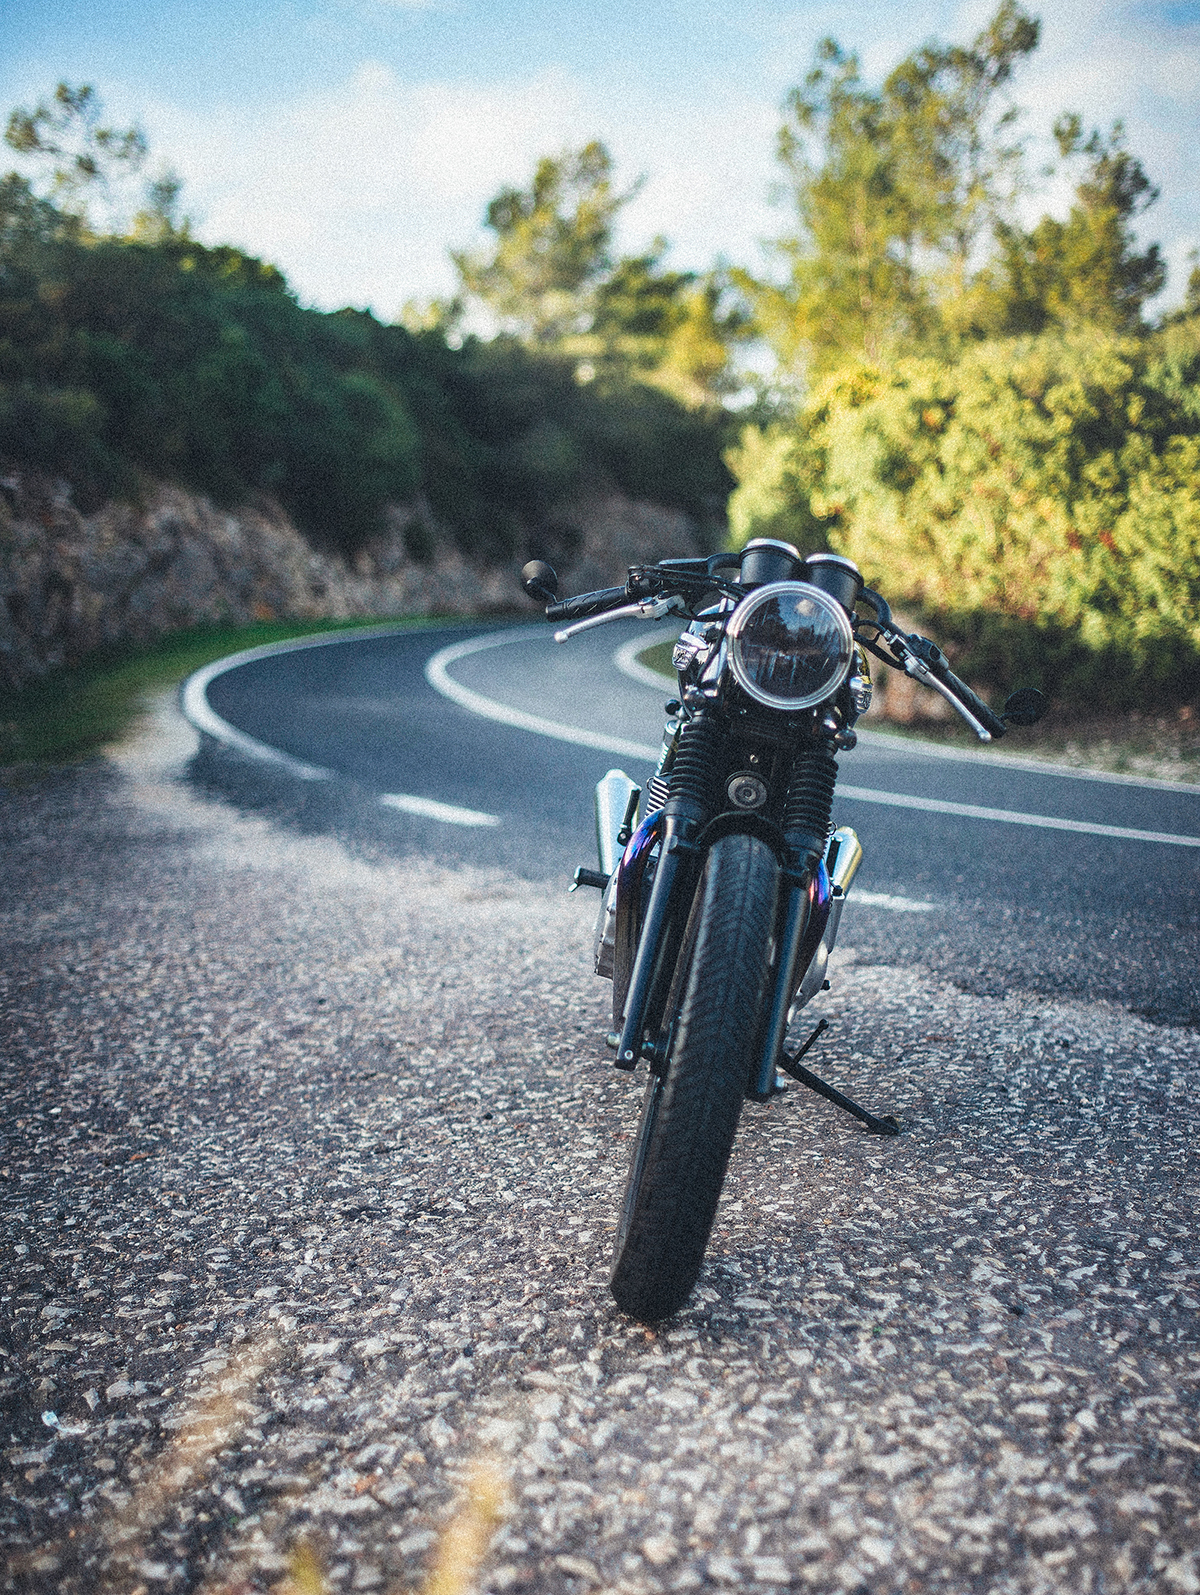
777 1019 901 1136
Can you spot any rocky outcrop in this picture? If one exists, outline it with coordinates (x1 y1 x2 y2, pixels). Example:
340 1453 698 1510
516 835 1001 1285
0 472 703 692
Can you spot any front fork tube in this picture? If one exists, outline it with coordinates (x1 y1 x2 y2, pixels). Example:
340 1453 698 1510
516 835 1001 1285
613 816 696 1071
748 865 831 1102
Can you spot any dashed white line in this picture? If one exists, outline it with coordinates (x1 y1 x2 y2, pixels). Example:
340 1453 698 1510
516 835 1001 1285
180 627 501 826
852 891 936 913
379 792 500 827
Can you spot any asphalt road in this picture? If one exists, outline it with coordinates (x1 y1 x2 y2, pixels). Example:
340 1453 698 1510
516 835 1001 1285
2 635 1199 1594
198 620 1200 1026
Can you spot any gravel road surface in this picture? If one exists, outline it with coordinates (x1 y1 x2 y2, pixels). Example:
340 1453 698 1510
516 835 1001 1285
2 672 1199 1594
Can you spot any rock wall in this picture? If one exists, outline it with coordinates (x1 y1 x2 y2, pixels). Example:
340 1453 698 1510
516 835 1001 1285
0 472 703 692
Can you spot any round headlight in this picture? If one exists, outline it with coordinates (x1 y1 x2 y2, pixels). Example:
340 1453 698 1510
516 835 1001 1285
726 582 855 711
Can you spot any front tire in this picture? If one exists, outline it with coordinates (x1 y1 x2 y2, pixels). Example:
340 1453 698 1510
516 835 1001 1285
609 831 779 1322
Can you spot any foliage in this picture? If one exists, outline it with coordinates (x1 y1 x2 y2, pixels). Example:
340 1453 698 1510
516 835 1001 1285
978 120 1166 336
590 247 748 408
747 3 1171 381
449 144 744 410
742 3 1040 376
451 142 631 347
0 171 730 559
5 80 183 240
726 323 1200 705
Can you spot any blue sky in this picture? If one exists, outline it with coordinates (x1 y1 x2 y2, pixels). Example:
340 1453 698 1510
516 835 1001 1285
2 0 1197 318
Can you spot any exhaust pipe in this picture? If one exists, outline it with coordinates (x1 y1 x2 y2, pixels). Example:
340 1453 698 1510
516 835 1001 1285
791 826 863 1012
595 770 641 878
827 826 863 895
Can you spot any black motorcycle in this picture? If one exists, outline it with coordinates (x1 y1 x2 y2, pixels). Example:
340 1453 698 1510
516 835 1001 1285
522 538 1044 1323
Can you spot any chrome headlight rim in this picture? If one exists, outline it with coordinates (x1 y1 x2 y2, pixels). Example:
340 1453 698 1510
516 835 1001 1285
726 580 855 711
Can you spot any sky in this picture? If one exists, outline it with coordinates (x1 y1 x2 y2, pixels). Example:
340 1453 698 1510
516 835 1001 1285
1 0 1197 321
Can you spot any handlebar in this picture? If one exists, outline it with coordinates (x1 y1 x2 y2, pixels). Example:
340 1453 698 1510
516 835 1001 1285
544 584 629 624
902 635 1008 740
533 561 1023 743
936 665 1008 739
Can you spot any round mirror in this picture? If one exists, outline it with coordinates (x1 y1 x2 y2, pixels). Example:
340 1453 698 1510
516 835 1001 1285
1003 687 1047 726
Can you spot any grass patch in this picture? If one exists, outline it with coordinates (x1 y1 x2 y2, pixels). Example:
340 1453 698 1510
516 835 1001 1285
638 639 676 680
1 616 439 767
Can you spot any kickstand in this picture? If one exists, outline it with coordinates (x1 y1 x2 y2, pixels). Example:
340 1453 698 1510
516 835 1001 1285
777 1019 901 1136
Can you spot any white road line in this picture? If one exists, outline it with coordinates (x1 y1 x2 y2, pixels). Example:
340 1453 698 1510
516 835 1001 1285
838 784 1200 847
180 626 502 827
379 792 500 827
425 630 661 763
619 639 1200 796
181 652 335 783
852 891 936 912
612 632 678 691
429 628 1200 849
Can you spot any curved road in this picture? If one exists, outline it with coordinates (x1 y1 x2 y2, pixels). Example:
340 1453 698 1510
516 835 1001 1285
192 620 1200 1026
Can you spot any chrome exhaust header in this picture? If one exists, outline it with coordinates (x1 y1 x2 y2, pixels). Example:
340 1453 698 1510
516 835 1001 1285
595 769 641 879
792 826 863 1011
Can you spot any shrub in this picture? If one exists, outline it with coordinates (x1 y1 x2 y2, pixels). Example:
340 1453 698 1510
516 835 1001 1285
0 218 732 562
727 324 1200 706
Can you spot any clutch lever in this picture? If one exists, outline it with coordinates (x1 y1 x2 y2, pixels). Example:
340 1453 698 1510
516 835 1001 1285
554 593 686 644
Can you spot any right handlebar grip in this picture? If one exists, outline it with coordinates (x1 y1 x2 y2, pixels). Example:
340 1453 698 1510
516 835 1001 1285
939 667 1008 738
545 585 628 623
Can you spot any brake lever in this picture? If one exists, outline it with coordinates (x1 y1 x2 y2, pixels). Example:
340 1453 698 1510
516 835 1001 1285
553 593 686 644
902 662 994 741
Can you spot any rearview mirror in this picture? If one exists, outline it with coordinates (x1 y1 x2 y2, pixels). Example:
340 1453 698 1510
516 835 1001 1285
521 560 558 603
1002 687 1047 727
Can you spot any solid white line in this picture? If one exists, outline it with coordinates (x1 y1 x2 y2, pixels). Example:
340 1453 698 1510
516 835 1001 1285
181 652 335 782
181 625 505 826
855 727 1200 796
837 784 1200 847
621 639 1200 796
424 630 1200 850
379 792 500 827
612 632 679 691
425 629 661 763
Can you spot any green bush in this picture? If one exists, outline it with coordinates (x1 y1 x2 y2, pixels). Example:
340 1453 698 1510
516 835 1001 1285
0 198 732 562
727 324 1200 706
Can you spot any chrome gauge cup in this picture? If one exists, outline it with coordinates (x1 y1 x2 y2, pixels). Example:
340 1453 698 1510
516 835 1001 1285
726 581 855 711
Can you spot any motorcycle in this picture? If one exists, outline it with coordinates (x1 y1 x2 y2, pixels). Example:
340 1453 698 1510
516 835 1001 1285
521 538 1045 1323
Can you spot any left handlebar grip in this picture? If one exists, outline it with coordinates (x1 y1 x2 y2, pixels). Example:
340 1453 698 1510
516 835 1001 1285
545 584 629 623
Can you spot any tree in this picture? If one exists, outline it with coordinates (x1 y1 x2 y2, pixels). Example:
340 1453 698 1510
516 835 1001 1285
589 246 746 408
750 37 927 373
743 3 1039 378
986 118 1165 334
4 81 184 239
886 0 1039 299
449 147 743 408
451 141 635 345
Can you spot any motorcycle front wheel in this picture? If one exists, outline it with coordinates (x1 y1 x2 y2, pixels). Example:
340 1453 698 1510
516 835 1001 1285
609 831 779 1323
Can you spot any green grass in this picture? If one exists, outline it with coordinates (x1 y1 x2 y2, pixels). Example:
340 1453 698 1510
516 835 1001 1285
639 639 676 680
1 616 438 767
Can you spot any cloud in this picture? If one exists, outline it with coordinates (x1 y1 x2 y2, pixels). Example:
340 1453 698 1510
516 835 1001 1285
142 60 780 316
135 0 1198 316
